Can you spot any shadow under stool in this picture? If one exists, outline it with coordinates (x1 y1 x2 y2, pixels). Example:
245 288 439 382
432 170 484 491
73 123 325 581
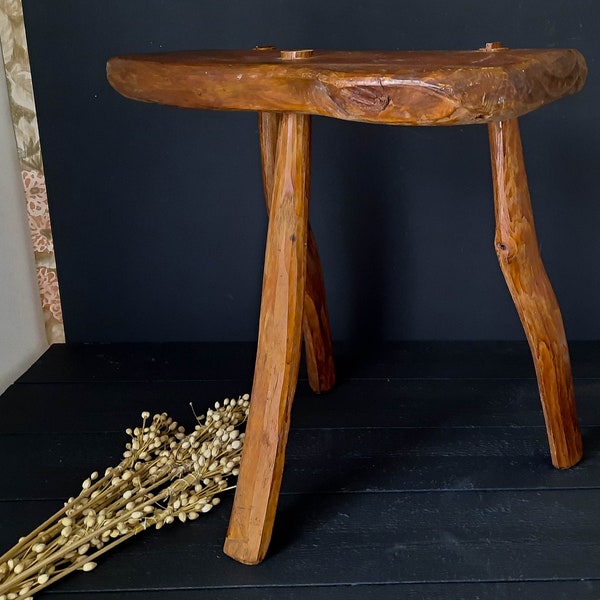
107 42 587 565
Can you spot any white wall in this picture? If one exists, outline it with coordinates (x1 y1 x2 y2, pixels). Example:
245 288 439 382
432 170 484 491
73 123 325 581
0 64 47 393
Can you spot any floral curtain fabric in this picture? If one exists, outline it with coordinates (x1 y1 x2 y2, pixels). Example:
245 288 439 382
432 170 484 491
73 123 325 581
0 0 65 343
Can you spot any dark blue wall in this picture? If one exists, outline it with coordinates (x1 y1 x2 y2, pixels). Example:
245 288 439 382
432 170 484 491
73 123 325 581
23 0 600 341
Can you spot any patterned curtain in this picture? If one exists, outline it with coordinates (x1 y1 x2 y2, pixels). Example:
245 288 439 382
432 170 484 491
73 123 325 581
0 0 65 343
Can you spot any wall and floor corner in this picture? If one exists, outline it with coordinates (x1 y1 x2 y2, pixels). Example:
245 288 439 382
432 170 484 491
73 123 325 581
0 59 46 393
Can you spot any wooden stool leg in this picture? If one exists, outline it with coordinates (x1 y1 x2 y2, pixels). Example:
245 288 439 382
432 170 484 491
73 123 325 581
258 112 335 393
488 118 582 469
224 112 310 564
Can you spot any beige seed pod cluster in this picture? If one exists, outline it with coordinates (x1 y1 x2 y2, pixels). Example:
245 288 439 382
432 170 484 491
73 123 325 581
0 395 250 599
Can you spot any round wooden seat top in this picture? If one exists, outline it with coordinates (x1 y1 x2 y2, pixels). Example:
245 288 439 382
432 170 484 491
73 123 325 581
107 47 587 126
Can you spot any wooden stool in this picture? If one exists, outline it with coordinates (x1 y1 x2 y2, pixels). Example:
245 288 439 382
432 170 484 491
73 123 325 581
107 43 587 565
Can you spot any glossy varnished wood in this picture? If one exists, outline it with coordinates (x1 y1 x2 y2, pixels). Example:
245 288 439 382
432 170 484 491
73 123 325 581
106 45 587 564
223 113 311 564
107 48 587 125
258 112 335 393
488 119 582 468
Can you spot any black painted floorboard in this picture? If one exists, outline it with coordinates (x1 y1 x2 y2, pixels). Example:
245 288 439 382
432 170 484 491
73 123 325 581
2 342 600 599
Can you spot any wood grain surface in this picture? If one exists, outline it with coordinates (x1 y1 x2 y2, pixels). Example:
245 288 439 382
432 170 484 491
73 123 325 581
107 48 587 125
224 113 310 564
258 112 335 393
489 119 582 469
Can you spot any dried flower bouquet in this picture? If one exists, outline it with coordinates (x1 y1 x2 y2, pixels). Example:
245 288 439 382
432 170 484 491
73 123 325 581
0 395 250 599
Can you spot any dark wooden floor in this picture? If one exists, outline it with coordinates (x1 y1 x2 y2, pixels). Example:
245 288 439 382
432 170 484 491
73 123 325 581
2 341 600 599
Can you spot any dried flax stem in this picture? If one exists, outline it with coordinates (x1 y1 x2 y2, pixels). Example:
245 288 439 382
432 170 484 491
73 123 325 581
0 394 249 600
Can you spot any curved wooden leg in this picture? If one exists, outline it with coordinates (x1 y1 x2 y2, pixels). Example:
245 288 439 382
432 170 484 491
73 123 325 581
259 112 335 394
488 118 582 469
224 113 310 564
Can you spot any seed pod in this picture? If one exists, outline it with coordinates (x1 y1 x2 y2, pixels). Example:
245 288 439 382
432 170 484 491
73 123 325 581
61 525 72 538
82 562 97 572
84 515 96 528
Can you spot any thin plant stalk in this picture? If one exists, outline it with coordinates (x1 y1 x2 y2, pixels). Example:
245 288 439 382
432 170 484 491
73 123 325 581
0 395 249 600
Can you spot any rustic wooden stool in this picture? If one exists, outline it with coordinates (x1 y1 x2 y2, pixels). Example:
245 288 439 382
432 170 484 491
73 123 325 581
107 43 587 565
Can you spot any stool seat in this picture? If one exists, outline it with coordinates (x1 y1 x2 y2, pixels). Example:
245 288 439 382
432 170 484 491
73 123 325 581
107 47 586 125
107 44 587 566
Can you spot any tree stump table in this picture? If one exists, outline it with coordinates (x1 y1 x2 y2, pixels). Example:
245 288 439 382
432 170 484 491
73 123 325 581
107 43 587 565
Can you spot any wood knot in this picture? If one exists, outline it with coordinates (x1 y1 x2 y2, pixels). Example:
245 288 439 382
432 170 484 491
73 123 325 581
335 86 391 115
495 238 517 262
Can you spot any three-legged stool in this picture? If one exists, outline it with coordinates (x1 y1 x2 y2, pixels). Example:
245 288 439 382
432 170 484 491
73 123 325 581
107 43 587 564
